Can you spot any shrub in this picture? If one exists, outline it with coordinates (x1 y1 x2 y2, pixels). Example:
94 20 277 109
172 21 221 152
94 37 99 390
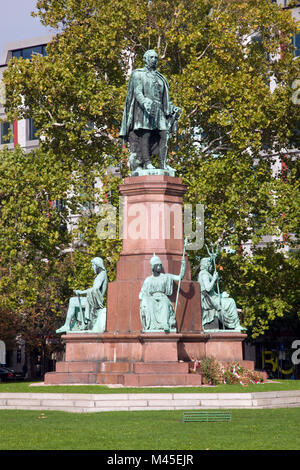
200 357 265 386
223 370 240 385
200 356 224 385
224 362 264 386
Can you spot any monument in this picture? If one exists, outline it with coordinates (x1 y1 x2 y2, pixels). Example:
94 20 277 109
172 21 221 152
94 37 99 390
44 50 251 386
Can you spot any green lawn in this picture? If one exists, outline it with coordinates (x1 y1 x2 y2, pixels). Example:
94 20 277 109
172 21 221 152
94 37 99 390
1 380 299 450
0 407 299 450
0 379 300 394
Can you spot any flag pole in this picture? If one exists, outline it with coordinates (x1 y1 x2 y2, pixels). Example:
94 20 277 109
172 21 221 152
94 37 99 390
174 238 187 317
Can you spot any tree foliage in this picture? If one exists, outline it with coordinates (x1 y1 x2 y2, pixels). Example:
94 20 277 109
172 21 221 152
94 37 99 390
0 146 71 356
1 0 299 343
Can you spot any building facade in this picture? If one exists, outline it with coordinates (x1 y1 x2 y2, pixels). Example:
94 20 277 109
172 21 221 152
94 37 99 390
0 35 53 153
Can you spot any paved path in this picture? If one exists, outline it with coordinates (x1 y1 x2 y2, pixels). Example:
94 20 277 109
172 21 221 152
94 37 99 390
0 390 300 412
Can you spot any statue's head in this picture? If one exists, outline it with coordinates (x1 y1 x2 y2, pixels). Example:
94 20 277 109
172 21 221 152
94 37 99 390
150 253 162 273
143 49 158 69
91 257 105 273
200 257 211 271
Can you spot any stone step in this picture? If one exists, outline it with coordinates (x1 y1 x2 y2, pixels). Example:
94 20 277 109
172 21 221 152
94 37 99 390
98 362 133 373
95 373 125 385
56 362 98 373
44 371 96 384
45 368 203 386
45 371 127 385
123 373 203 387
56 361 133 374
54 361 190 375
133 362 189 374
1 391 300 412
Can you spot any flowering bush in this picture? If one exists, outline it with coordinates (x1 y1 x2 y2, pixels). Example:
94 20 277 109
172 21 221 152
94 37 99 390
224 362 264 386
199 356 224 385
199 357 264 386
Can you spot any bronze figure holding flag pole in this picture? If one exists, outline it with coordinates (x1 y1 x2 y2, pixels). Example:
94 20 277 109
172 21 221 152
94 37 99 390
198 243 245 331
139 252 186 332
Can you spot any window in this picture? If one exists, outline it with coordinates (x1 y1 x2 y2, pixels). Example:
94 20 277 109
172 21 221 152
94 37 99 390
28 118 38 140
12 49 22 59
0 121 13 144
282 0 297 6
293 33 300 58
54 199 66 212
16 349 21 363
12 44 47 60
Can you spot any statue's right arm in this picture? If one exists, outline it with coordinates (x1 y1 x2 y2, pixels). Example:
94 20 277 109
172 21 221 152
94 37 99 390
74 289 87 295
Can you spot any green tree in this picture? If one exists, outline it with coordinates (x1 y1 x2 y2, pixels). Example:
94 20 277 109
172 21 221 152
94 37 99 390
1 0 299 341
0 145 73 368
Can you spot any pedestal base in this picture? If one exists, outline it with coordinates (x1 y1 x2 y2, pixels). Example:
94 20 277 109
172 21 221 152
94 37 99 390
179 331 249 363
44 331 252 386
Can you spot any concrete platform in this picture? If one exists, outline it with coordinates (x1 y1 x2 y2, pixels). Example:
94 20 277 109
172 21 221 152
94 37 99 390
0 390 300 413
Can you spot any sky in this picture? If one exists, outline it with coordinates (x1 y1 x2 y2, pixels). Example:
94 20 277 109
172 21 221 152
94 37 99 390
0 0 56 62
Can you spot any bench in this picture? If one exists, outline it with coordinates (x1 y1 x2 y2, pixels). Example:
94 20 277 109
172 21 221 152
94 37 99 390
182 411 232 422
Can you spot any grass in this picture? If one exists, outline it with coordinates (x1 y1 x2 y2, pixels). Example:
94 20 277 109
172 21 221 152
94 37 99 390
0 379 300 394
0 407 299 450
1 380 299 451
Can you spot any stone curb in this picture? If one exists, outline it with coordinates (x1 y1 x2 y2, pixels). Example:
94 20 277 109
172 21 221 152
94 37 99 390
0 391 300 412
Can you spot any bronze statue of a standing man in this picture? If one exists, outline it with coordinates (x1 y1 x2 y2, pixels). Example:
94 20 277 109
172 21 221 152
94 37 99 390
119 49 181 173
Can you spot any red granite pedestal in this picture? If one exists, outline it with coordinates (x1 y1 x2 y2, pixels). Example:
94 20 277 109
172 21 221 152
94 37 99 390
45 175 250 386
